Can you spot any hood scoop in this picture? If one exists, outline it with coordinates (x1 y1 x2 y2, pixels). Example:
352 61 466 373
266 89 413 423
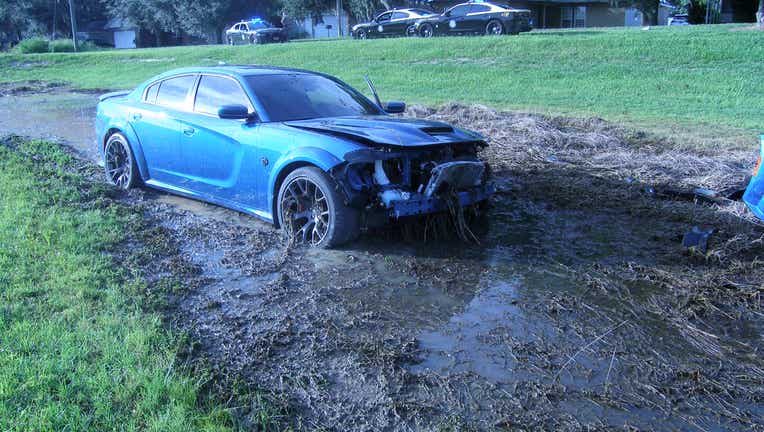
421 126 454 135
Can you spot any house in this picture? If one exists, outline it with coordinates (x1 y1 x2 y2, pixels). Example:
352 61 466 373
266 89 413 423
104 17 138 49
78 17 138 48
292 10 351 38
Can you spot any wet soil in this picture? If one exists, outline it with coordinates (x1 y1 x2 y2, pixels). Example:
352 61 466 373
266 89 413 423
1 87 763 431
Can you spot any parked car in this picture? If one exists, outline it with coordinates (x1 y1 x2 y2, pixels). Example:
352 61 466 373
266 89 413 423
225 18 287 45
95 66 493 247
412 1 531 37
743 135 764 221
667 14 690 26
352 8 436 39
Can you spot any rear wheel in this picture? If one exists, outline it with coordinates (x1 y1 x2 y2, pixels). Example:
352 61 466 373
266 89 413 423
420 23 434 38
486 20 504 35
277 167 359 248
405 25 417 37
104 132 139 190
249 35 258 44
228 36 234 45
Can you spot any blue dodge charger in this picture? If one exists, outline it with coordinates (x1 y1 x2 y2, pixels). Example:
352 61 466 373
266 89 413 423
96 66 493 247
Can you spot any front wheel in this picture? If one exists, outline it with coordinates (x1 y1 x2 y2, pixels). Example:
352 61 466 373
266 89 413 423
277 167 360 248
227 37 234 45
486 20 504 35
357 29 368 39
104 132 139 190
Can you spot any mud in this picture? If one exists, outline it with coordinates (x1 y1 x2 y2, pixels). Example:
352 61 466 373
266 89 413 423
1 88 763 431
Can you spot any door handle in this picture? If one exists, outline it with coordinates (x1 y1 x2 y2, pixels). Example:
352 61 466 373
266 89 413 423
182 127 196 136
131 113 142 121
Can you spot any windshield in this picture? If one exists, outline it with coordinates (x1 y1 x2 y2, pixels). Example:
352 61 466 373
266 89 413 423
246 74 382 122
248 20 271 29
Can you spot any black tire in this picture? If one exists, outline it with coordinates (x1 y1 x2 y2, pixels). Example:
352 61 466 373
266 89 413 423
419 23 434 38
405 25 416 37
485 20 504 35
104 132 140 190
249 35 257 44
277 167 360 248
228 37 234 45
358 29 368 39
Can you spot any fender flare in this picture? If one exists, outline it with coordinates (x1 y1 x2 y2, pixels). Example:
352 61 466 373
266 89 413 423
102 120 150 181
267 146 344 224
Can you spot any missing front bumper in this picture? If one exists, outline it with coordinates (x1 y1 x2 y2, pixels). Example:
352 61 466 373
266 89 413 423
386 183 494 218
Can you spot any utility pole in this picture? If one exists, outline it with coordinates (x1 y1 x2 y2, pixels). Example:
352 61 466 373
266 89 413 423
67 0 78 51
336 0 342 37
52 0 57 40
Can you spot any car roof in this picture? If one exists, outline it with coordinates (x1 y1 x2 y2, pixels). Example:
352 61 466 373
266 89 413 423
151 65 316 80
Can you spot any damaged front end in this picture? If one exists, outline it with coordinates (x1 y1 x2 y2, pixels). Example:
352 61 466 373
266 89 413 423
330 140 494 228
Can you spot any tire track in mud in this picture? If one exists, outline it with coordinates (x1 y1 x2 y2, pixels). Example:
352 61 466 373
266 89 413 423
2 88 763 430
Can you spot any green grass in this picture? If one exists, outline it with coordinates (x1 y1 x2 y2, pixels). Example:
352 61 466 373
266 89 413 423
1 25 763 138
0 138 233 431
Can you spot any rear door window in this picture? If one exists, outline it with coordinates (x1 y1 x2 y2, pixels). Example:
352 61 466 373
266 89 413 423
144 82 160 103
470 4 491 13
155 75 196 111
194 75 251 116
392 12 408 20
449 5 470 16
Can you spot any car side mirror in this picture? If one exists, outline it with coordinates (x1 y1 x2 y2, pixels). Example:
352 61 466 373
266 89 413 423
218 104 253 120
384 101 406 114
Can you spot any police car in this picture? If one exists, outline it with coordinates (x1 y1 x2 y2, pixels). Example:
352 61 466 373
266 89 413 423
352 8 436 39
412 1 531 37
225 18 288 45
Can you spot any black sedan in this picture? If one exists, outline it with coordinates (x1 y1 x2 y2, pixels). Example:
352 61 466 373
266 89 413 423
412 2 531 37
352 8 436 39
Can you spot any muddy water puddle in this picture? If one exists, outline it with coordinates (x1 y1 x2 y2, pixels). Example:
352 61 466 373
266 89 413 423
3 91 762 430
0 91 100 161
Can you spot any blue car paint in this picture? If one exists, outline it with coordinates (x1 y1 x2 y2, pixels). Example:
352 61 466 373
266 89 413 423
96 66 491 225
743 135 764 221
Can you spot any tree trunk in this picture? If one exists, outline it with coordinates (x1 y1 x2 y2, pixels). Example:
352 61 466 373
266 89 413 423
758 0 764 27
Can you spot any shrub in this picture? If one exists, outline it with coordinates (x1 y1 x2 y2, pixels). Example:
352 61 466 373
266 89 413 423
14 38 49 54
78 41 99 51
49 39 75 52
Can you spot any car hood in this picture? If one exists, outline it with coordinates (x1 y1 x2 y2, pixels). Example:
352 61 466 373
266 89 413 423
253 28 283 34
284 116 485 148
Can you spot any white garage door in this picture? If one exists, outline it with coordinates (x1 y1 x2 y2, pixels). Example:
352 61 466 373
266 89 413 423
113 30 136 49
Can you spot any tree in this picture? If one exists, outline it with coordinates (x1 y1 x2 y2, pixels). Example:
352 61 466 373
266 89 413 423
758 0 763 26
174 0 230 43
0 0 29 42
279 0 333 22
103 0 180 46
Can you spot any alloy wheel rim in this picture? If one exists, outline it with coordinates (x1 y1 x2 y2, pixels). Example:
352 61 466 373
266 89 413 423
105 139 131 189
281 177 330 246
488 22 502 35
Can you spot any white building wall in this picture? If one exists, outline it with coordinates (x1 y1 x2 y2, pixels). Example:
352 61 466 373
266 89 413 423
297 12 351 38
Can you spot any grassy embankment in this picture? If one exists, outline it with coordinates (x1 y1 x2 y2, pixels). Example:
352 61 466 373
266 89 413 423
1 25 763 146
0 138 235 431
